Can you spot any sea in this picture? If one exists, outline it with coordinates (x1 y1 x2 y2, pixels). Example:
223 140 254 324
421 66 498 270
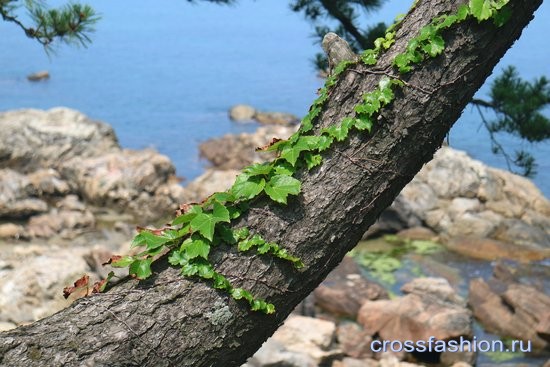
0 0 549 197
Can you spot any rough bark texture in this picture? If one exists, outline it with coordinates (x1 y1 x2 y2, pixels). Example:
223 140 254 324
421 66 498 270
0 0 542 366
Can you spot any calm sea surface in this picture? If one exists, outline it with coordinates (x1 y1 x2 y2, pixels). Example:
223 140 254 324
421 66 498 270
1 0 549 196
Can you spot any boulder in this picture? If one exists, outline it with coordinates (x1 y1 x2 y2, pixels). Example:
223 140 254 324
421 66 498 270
245 315 341 367
445 237 550 262
27 71 50 81
314 256 388 318
254 111 300 126
0 169 48 218
26 208 95 239
0 245 92 324
0 108 119 173
229 104 256 122
199 125 297 170
358 277 472 343
395 147 550 249
469 274 550 349
185 169 240 202
336 322 374 359
60 149 182 220
27 168 71 197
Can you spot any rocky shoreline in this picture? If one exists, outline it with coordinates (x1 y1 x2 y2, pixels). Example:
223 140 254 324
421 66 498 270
0 107 548 366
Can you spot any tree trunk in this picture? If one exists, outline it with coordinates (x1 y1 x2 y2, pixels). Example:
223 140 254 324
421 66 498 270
0 0 542 365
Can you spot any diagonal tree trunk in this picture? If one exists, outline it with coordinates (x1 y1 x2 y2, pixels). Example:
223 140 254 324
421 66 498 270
0 0 543 365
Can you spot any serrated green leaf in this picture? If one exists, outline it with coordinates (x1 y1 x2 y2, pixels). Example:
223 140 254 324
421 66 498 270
457 4 470 20
304 152 323 170
212 201 230 223
361 49 378 65
470 0 493 21
257 242 271 254
168 250 186 266
212 192 236 203
422 34 445 57
230 174 265 200
129 258 153 279
264 175 302 204
234 227 250 240
217 225 237 244
317 134 333 152
190 213 217 241
264 303 276 314
135 231 173 250
243 162 273 176
172 205 202 226
378 76 392 90
280 135 320 166
212 273 231 290
492 6 511 27
272 161 295 176
111 255 134 268
181 263 199 276
354 116 373 132
197 262 215 279
183 236 211 259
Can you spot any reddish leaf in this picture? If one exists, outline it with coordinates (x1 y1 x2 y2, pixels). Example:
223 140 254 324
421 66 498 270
63 275 89 299
102 255 122 266
256 138 282 152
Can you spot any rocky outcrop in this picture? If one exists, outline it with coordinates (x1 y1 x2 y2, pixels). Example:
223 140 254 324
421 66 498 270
469 267 550 349
199 125 296 170
314 256 388 318
0 108 119 173
229 104 299 126
400 147 550 250
0 108 188 236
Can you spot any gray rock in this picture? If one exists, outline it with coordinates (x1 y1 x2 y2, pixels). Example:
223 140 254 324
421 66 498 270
254 111 300 126
0 169 48 218
26 208 95 239
0 108 119 173
185 169 240 203
229 104 256 122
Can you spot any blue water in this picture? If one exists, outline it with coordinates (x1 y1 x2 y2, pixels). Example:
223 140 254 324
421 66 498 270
0 0 549 196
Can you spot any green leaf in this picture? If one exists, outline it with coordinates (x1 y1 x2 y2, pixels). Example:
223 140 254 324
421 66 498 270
129 258 153 280
231 288 252 301
470 0 493 21
197 262 215 279
272 161 295 176
184 236 211 259
181 263 199 276
264 303 276 314
212 192 236 203
234 227 250 240
212 273 231 290
354 116 373 132
217 225 238 244
280 135 319 166
212 201 230 223
230 174 265 200
422 34 445 57
456 4 470 20
172 205 202 226
110 256 134 268
134 231 173 250
493 6 512 27
190 213 217 241
304 152 323 170
264 175 302 204
243 162 273 176
361 49 378 65
323 124 349 142
317 135 333 152
168 250 186 266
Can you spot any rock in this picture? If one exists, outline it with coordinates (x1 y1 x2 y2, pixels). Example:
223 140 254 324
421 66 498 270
363 196 423 238
0 245 92 324
469 274 550 349
254 111 300 126
27 71 50 81
56 194 87 212
246 315 341 366
185 169 240 202
358 277 472 343
0 169 49 218
336 322 374 359
26 208 95 239
396 227 437 241
60 149 180 220
27 169 71 197
393 147 550 249
229 104 256 122
445 237 550 262
199 125 297 170
332 357 379 367
314 256 388 318
0 321 16 332
0 108 119 173
0 223 23 238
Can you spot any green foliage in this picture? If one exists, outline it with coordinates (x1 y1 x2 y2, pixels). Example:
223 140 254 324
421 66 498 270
105 0 514 315
0 0 99 48
472 66 550 177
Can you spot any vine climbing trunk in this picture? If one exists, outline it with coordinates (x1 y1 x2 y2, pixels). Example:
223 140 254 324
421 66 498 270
0 0 542 365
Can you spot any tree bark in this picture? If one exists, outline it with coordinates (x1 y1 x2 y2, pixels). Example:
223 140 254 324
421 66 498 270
0 0 542 366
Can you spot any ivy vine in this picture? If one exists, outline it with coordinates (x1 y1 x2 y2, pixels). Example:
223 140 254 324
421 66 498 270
98 0 512 314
